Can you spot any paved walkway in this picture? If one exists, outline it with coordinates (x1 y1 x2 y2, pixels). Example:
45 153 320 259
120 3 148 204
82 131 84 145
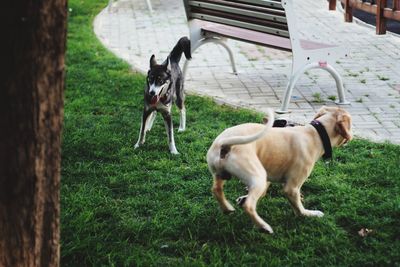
94 0 400 144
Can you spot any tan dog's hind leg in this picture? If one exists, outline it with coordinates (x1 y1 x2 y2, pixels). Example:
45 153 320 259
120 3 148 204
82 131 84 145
236 181 270 206
264 181 271 197
283 181 324 217
227 157 273 233
212 177 235 213
242 176 273 234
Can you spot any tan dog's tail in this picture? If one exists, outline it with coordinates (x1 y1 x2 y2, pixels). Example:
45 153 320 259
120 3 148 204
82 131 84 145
220 109 274 149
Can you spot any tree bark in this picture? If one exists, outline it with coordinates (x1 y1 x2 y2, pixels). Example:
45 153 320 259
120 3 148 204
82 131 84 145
0 0 67 266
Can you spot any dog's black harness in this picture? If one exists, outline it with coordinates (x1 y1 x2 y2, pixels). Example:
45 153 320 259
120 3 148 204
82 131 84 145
273 119 332 160
310 120 332 160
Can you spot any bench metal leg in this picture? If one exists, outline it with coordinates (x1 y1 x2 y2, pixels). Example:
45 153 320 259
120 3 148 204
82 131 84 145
145 0 154 13
215 38 237 75
324 63 350 106
182 37 237 81
276 69 301 114
276 62 349 114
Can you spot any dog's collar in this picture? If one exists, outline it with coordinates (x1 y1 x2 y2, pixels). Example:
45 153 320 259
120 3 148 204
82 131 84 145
310 120 332 160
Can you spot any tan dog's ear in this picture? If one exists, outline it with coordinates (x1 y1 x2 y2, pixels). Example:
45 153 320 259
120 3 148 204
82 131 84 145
314 106 327 119
262 117 269 124
335 113 352 142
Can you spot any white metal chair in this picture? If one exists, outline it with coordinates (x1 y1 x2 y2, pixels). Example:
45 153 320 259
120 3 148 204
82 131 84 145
182 0 350 113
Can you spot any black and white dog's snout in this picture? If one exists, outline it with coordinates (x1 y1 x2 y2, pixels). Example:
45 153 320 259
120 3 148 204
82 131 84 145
148 82 169 98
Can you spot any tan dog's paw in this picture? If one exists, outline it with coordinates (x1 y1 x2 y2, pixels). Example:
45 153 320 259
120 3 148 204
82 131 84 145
222 207 235 214
221 202 235 214
258 224 274 234
304 210 324 217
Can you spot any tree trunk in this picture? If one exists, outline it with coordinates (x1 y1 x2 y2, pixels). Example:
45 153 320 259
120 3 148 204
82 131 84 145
0 0 67 266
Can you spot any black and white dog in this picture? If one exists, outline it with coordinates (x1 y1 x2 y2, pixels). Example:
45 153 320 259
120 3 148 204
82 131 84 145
134 37 191 154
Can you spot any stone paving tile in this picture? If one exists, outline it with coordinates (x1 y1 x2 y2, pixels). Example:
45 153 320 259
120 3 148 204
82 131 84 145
94 0 400 144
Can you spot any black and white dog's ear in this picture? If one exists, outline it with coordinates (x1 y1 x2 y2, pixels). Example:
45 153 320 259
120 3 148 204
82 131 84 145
150 55 157 68
162 57 172 72
167 58 171 72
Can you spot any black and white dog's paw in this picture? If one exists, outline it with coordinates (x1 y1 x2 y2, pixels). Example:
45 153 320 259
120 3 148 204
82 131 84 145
169 146 180 155
170 150 180 155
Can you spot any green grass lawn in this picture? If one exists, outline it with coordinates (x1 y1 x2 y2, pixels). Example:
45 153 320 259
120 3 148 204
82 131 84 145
62 0 400 266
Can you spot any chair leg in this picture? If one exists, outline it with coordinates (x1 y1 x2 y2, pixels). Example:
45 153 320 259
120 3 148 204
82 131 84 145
145 0 153 13
276 62 349 113
323 63 350 105
182 37 237 81
214 38 237 75
276 68 304 114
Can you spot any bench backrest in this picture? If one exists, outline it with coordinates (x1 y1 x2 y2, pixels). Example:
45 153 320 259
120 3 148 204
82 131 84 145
183 0 290 39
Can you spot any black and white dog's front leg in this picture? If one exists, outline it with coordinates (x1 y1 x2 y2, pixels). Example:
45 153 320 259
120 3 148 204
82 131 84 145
145 111 157 132
161 109 179 155
134 108 153 149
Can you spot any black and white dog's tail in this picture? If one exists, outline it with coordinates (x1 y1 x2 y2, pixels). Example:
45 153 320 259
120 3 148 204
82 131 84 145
169 37 191 64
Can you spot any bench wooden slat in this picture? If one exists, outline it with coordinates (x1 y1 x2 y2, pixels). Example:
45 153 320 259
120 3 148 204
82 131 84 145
191 0 286 16
191 7 289 30
199 22 339 52
199 21 292 51
191 13 290 37
231 0 283 9
189 1 287 23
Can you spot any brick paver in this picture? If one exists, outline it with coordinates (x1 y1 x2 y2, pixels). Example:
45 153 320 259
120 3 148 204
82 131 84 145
94 0 400 144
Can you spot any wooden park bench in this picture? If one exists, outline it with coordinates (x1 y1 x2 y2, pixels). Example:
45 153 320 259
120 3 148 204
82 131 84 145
182 0 350 113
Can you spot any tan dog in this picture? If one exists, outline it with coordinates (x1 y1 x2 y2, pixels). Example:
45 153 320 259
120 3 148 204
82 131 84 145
206 106 352 233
